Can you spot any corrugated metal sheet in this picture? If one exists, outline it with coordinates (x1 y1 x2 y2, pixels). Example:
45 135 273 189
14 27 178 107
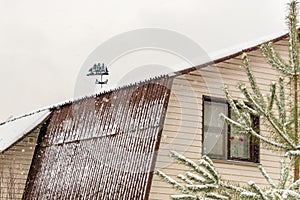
23 77 172 200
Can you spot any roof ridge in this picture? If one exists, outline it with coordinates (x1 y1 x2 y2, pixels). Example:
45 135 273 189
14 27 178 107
176 30 290 75
2 29 293 124
0 74 170 125
0 107 50 126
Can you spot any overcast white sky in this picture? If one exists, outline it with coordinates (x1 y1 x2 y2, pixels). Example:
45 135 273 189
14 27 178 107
0 0 291 122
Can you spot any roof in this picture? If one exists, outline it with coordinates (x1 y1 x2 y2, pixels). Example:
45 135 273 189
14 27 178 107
0 109 50 153
0 28 291 155
176 30 290 75
0 29 293 199
1 29 291 127
23 77 173 199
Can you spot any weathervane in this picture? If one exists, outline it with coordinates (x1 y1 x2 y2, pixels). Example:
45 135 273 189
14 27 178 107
86 63 109 88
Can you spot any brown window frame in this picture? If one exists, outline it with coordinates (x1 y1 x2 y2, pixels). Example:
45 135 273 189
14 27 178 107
202 95 260 163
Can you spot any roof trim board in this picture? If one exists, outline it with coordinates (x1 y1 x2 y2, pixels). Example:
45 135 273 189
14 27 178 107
175 32 290 76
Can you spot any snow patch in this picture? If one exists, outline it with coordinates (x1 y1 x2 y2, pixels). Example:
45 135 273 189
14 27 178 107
0 109 50 152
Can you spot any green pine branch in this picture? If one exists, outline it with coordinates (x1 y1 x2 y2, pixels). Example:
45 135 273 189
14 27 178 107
156 1 300 199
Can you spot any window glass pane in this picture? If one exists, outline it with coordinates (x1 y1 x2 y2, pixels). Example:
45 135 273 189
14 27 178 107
203 129 226 158
230 111 250 159
230 132 249 159
204 101 227 127
203 100 227 159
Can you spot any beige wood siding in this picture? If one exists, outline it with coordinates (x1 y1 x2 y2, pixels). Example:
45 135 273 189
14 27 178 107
149 38 290 199
0 128 39 200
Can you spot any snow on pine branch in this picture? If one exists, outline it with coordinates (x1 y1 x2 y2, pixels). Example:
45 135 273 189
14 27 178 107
170 194 198 200
230 81 295 149
156 151 300 199
258 165 276 189
156 2 300 199
242 53 266 109
156 152 247 199
285 150 300 157
155 170 186 193
170 151 216 183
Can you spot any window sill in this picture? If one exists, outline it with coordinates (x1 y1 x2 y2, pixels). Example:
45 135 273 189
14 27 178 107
211 158 259 167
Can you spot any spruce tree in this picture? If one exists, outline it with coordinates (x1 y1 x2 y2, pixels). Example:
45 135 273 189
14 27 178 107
156 1 300 199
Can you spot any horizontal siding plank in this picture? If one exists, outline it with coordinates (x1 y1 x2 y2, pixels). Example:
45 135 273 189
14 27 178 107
150 39 291 199
0 130 39 200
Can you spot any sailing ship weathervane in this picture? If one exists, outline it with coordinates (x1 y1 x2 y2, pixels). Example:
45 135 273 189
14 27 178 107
86 63 109 88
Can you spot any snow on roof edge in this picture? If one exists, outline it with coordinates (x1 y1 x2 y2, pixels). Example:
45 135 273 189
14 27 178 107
209 29 289 61
0 107 50 126
175 29 290 75
2 29 291 125
0 109 51 152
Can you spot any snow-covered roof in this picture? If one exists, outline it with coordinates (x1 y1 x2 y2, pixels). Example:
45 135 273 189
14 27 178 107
0 109 50 153
0 29 291 154
75 28 288 99
49 30 290 108
209 30 288 61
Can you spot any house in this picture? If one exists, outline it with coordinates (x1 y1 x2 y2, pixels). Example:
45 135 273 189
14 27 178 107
0 110 50 199
148 33 289 199
0 31 292 199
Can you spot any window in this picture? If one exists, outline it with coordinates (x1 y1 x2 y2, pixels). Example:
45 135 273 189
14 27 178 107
202 96 259 163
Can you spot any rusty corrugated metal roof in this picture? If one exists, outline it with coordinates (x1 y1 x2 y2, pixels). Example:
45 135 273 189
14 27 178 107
23 76 172 200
